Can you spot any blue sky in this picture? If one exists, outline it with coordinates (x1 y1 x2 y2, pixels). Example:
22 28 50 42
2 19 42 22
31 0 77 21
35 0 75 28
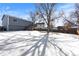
0 3 75 26
0 3 35 14
0 3 35 18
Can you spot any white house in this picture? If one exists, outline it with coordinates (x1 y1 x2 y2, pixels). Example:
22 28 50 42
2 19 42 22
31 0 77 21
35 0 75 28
35 22 45 29
2 15 33 31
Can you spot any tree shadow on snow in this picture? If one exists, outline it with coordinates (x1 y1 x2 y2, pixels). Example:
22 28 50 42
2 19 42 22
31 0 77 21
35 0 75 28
21 33 49 56
20 33 70 56
0 32 76 56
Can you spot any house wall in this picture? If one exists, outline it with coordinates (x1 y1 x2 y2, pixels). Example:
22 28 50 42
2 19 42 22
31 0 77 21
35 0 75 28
9 25 26 31
9 16 31 27
2 15 8 29
36 24 44 29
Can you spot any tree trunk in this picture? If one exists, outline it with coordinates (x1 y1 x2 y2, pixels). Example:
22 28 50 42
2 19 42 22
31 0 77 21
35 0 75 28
47 19 50 33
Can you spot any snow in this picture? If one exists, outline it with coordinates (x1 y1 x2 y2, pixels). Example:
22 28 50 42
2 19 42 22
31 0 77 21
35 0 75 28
0 31 79 56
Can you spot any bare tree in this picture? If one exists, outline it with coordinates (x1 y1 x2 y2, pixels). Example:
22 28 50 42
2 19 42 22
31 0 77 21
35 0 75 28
60 10 77 27
34 3 63 33
75 4 79 24
30 12 36 30
60 9 79 34
69 4 79 25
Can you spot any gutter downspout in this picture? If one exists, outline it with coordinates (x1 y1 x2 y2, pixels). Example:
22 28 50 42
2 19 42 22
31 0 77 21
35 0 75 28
7 15 9 31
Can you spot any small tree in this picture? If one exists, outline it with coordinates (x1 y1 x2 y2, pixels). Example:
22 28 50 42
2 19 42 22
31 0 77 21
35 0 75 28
64 22 72 30
30 12 37 30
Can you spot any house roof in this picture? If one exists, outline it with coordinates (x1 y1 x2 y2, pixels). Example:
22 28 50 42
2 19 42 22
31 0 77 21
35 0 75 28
36 22 44 24
71 26 79 28
1 14 32 23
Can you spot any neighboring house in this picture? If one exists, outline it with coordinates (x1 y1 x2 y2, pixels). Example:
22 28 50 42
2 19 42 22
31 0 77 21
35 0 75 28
71 26 79 34
57 26 79 34
35 22 45 29
2 15 33 31
57 26 64 31
52 27 58 30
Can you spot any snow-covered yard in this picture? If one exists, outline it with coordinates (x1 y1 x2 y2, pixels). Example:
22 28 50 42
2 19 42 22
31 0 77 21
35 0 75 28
0 31 79 56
